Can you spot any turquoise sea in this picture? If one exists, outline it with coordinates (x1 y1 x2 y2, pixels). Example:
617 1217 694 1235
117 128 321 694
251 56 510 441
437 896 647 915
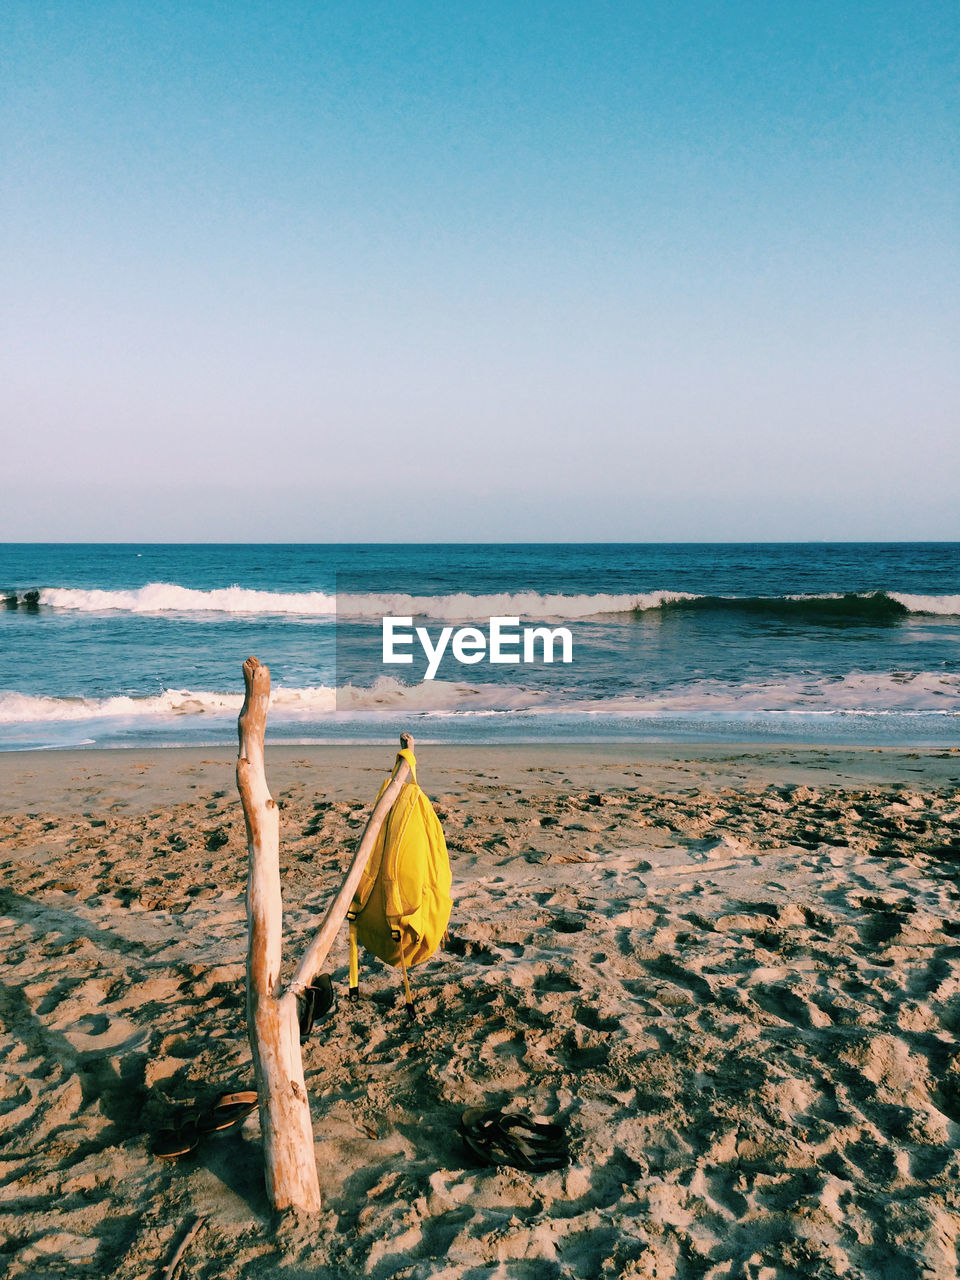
1 543 958 749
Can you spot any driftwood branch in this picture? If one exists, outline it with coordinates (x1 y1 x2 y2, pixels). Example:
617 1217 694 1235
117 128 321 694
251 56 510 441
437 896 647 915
159 1215 205 1280
237 657 416 1214
237 656 321 1213
288 732 414 997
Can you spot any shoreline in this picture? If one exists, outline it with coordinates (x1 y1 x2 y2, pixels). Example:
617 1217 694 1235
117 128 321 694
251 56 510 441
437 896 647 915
4 740 960 815
3 716 959 758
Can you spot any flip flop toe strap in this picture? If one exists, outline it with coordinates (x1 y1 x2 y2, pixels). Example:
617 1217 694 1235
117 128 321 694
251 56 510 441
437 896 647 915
496 1114 567 1150
198 1089 258 1133
214 1090 258 1110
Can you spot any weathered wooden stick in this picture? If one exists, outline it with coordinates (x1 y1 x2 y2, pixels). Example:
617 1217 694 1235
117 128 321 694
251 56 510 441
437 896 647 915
237 656 321 1214
159 1215 205 1280
287 732 415 998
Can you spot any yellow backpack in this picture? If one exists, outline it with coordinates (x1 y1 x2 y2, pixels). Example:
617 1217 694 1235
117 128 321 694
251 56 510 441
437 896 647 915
347 749 452 1014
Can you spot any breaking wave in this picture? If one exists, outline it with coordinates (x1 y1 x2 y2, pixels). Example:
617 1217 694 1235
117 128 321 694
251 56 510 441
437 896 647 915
2 670 957 727
0 681 548 724
0 686 326 723
3 583 960 619
22 584 338 614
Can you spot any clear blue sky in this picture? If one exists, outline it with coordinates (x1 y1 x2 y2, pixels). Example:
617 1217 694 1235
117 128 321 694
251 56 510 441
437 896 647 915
2 1 957 540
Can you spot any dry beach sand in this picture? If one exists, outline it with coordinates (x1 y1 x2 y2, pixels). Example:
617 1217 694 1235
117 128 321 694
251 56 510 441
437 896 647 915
2 742 960 1279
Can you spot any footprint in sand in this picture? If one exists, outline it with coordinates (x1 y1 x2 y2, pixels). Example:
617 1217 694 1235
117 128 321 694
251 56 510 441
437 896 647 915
751 981 835 1029
557 1027 609 1070
532 966 579 995
573 1004 620 1033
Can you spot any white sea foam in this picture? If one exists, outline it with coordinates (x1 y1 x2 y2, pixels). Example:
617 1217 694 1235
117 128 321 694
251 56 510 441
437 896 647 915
578 671 960 718
337 590 696 619
18 583 960 617
2 670 957 728
0 686 330 723
31 584 691 617
336 677 548 712
888 593 960 616
0 680 548 725
0 689 244 723
38 584 339 614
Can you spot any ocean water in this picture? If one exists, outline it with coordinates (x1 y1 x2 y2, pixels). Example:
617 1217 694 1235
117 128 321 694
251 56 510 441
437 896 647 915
1 543 958 750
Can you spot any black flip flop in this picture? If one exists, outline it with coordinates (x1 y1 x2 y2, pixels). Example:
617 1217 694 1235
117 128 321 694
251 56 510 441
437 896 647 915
197 1088 258 1134
152 1086 258 1158
459 1108 569 1172
298 974 335 1040
153 1111 201 1160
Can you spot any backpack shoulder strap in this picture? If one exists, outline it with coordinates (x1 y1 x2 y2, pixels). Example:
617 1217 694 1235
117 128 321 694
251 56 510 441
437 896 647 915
396 748 417 783
348 775 391 915
348 748 419 1001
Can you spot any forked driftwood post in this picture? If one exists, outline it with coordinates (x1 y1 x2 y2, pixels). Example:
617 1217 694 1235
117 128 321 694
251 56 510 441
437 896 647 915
237 658 320 1212
236 656 413 1212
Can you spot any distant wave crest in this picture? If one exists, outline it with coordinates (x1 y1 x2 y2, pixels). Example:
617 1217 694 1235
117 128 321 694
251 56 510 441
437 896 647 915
4 583 960 618
32 584 339 614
